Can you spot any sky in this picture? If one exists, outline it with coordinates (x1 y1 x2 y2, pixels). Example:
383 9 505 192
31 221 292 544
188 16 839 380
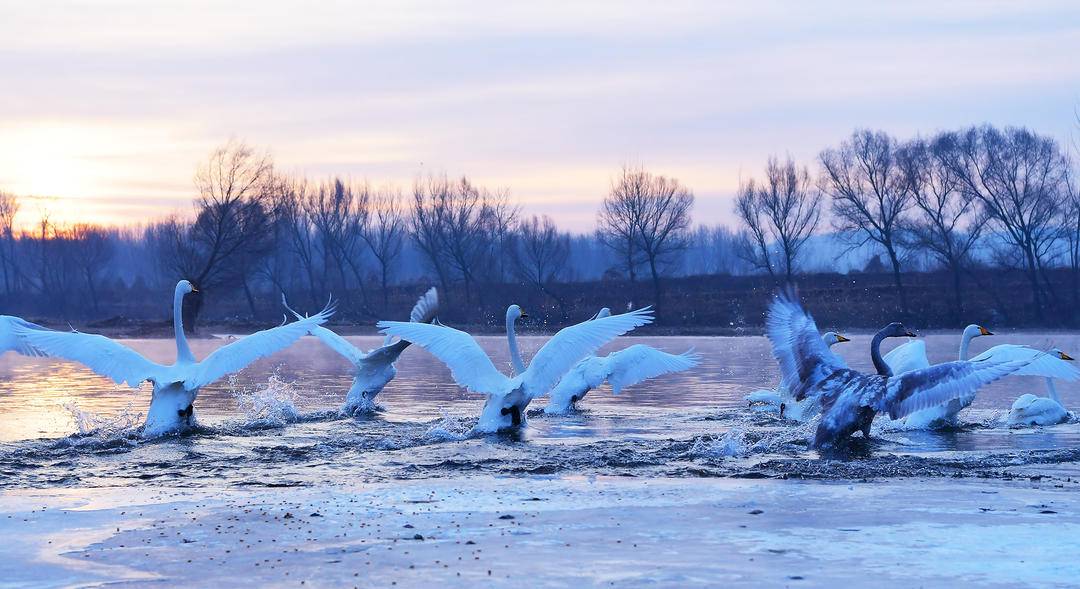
1 0 1078 232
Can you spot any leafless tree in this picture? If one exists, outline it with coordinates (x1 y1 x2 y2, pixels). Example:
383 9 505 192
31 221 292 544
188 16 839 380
896 135 985 322
410 176 454 296
597 166 649 282
940 125 1068 322
820 129 912 315
0 191 20 295
636 172 694 312
305 178 372 315
362 186 407 308
68 224 114 313
513 215 570 316
734 157 822 282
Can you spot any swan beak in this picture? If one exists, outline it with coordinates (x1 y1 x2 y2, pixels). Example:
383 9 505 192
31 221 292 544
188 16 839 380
1060 351 1075 361
520 312 530 320
835 334 850 343
190 286 199 293
979 326 993 336
905 330 917 338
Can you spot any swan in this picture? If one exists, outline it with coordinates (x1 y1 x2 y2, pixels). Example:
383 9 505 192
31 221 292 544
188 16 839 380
745 331 849 420
378 305 654 432
765 290 1033 448
282 288 439 414
13 280 333 438
1008 349 1078 426
541 307 698 414
884 324 1077 428
0 316 48 356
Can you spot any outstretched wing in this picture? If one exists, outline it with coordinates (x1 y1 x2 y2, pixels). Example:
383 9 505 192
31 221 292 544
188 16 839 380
188 304 333 389
307 326 366 365
883 340 930 375
603 344 700 394
377 321 509 396
970 344 1080 381
1 316 49 356
764 290 845 401
12 325 164 388
409 287 439 323
522 307 654 397
883 356 1034 419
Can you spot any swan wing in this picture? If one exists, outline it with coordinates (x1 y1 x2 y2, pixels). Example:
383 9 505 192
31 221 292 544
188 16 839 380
409 287 440 323
188 304 333 389
883 340 930 374
1 316 49 356
765 291 845 401
12 325 164 388
604 344 700 395
883 356 1034 419
970 344 1080 381
377 321 509 396
307 326 367 365
522 307 654 397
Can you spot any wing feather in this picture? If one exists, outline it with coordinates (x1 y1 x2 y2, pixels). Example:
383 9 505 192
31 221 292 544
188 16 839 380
969 344 1080 381
521 307 654 397
603 344 700 394
409 288 439 323
883 357 1034 419
188 304 333 389
764 291 845 401
883 340 930 374
1 316 49 356
377 321 509 396
12 326 163 388
307 326 366 365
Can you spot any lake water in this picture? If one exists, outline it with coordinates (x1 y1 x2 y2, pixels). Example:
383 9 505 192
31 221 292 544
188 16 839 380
2 332 1080 489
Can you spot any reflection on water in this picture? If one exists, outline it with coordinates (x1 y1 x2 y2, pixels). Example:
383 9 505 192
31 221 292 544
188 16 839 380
1 332 1079 487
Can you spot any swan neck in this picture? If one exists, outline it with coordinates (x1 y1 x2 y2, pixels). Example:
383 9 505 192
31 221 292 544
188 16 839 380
1046 378 1061 403
871 330 893 377
174 286 195 363
507 311 526 375
958 330 974 361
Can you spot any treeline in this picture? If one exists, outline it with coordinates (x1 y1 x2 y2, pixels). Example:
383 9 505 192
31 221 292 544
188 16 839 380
0 121 1077 330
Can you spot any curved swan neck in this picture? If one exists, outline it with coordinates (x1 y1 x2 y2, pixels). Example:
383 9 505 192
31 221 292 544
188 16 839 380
506 309 526 375
958 329 975 361
174 284 195 363
1046 378 1061 404
871 330 893 377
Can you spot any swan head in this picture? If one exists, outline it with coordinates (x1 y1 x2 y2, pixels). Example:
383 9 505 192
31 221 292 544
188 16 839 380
507 305 529 323
963 324 993 339
1052 348 1074 361
176 280 197 296
821 332 850 347
596 308 612 319
881 322 917 339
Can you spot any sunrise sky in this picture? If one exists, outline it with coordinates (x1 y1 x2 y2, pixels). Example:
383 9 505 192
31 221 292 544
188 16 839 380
1 0 1078 231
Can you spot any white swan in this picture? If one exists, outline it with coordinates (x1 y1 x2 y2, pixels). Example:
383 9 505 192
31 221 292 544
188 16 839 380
283 288 439 414
13 280 332 438
884 324 1077 428
745 331 849 420
766 291 1033 448
378 305 654 432
1009 349 1078 426
0 316 48 356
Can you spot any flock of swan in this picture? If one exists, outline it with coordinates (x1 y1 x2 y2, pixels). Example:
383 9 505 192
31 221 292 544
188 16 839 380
0 282 1076 448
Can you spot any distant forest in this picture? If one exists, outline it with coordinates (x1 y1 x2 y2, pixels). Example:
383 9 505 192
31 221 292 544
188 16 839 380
1 121 1078 332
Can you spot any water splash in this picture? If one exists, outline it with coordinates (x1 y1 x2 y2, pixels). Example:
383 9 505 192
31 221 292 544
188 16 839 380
231 374 302 427
63 400 142 437
424 411 474 442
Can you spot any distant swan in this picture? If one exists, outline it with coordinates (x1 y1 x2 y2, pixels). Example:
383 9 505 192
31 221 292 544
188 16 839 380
283 288 439 414
14 280 332 437
1009 349 1079 427
0 316 48 356
379 305 654 432
745 331 849 420
884 324 1077 428
543 308 698 414
765 291 1032 448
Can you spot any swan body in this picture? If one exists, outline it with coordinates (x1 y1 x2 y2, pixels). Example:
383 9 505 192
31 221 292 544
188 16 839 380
285 288 438 414
746 331 849 421
379 306 654 432
543 343 700 414
0 316 48 356
765 291 1032 448
885 325 1078 428
14 280 332 438
1008 350 1077 427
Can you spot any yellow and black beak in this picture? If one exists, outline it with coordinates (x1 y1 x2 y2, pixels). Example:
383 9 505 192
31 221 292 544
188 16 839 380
905 330 917 338
1060 351 1075 361
191 286 199 293
835 334 850 343
979 326 993 336
520 311 530 320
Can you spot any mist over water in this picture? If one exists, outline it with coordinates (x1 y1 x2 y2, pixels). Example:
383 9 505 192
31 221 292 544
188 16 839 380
3 333 1080 489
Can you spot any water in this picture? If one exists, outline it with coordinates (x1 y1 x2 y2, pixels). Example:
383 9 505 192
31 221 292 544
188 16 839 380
2 332 1080 489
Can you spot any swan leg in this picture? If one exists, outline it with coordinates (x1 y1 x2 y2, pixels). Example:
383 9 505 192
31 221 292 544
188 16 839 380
500 405 523 427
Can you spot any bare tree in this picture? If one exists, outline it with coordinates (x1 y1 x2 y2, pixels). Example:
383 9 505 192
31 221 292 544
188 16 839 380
0 191 20 295
940 125 1067 322
636 173 694 312
896 135 985 323
820 129 912 315
410 176 454 297
362 186 407 308
513 215 570 316
597 166 649 282
734 157 822 281
68 224 114 313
